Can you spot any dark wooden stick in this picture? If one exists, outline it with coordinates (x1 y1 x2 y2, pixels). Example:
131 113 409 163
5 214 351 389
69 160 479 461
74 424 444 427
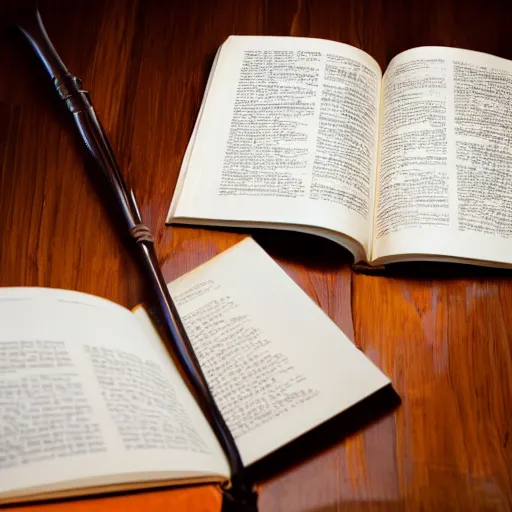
14 8 256 511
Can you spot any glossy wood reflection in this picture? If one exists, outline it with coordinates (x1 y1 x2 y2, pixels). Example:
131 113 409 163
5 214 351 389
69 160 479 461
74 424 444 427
1 0 512 510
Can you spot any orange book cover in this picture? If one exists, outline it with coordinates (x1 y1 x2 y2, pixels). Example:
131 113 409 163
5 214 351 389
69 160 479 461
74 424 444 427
10 486 222 512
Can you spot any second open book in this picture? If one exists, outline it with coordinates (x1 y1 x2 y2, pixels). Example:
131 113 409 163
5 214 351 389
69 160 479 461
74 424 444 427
0 238 389 504
168 36 512 268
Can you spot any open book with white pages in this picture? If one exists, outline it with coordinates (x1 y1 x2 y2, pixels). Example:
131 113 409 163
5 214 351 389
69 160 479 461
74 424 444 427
0 238 390 504
168 36 512 269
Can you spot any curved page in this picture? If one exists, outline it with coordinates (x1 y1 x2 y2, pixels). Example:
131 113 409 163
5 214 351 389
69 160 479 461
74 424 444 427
0 288 228 504
135 238 390 466
169 36 382 259
373 46 512 266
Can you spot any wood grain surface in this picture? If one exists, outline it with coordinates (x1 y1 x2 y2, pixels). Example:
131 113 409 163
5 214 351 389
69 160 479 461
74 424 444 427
1 0 512 510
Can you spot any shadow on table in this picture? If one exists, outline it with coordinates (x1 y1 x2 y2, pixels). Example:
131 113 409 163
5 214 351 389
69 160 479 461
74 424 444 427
191 226 512 279
247 385 400 484
374 260 512 280
193 225 354 269
251 229 355 268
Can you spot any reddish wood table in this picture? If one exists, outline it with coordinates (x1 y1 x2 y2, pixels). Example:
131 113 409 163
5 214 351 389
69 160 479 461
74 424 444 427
1 0 511 510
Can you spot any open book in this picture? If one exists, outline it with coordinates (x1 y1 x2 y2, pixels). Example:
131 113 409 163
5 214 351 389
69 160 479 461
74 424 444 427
0 238 389 504
168 36 512 268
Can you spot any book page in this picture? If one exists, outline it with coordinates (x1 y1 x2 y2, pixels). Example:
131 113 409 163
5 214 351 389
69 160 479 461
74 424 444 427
373 47 512 266
134 238 390 466
0 289 228 503
168 36 382 260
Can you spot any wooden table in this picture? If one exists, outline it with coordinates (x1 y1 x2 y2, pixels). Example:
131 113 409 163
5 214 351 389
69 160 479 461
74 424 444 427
1 0 512 510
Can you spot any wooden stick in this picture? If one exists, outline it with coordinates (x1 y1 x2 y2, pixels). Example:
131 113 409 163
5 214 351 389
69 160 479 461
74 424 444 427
14 8 256 511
